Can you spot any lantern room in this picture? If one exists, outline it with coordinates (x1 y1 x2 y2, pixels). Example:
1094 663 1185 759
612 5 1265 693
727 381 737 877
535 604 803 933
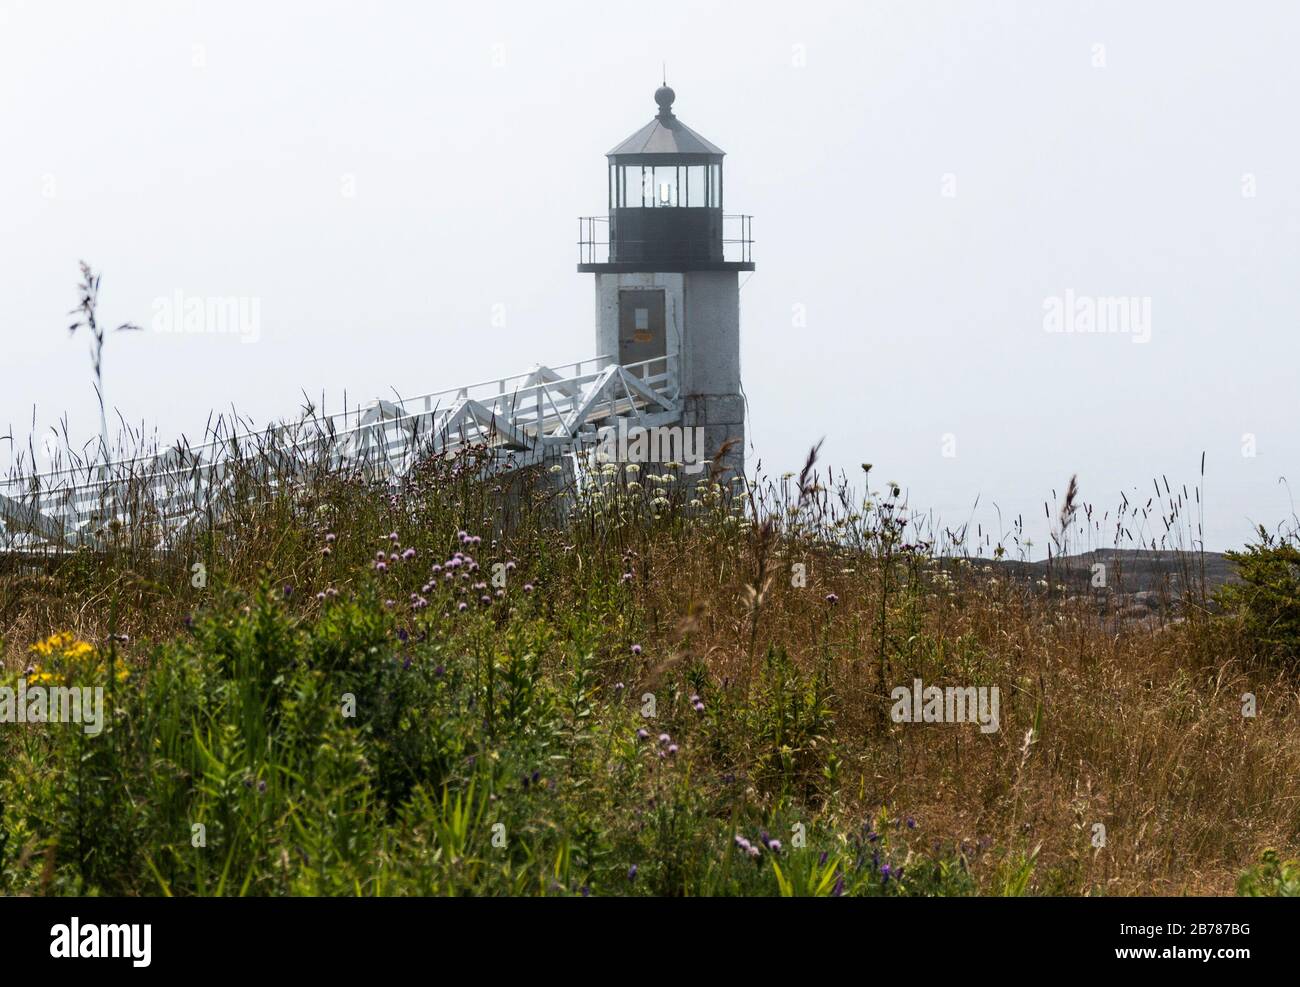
579 84 753 272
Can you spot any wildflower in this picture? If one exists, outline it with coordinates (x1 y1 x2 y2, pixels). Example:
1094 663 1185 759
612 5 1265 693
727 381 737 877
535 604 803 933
389 531 399 543
667 744 678 756
257 780 268 794
402 547 416 561
636 728 649 741
880 863 892 882
768 839 782 853
375 551 386 561
375 561 388 573
631 644 642 656
693 701 705 713
734 835 752 851
658 733 670 745
907 817 916 829
523 583 534 593
457 602 468 612
825 592 839 605
324 532 336 543
627 864 638 881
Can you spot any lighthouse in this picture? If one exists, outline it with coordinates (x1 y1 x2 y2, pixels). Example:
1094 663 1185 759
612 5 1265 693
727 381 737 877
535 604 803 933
578 83 754 476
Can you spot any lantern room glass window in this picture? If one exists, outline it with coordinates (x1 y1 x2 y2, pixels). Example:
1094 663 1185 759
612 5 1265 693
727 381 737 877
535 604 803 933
610 163 721 208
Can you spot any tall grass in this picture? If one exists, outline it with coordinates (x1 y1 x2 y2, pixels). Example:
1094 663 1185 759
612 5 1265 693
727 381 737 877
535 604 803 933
1 406 1297 895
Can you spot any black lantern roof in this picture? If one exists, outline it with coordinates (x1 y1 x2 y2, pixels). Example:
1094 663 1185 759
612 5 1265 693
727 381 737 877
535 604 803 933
606 85 725 164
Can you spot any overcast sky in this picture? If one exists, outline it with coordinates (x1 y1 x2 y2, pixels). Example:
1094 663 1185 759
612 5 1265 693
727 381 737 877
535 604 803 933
3 0 1297 555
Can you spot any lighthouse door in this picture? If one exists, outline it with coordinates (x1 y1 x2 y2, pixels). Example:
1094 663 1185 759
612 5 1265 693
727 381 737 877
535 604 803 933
617 289 666 377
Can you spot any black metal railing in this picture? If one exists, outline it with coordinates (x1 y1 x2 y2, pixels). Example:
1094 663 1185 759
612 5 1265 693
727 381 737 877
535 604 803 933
577 214 753 265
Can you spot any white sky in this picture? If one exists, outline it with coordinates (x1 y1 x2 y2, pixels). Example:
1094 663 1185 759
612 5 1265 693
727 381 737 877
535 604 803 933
2 0 1297 554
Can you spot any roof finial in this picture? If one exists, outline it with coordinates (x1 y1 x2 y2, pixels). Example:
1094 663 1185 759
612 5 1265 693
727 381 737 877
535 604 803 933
654 78 676 119
662 62 666 86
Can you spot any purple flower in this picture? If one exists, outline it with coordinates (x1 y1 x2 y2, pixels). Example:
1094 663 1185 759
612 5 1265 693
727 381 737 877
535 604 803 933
825 593 839 605
636 728 649 741
631 644 642 656
658 733 670 745
667 744 678 756
375 551 386 561
457 602 468 612
880 863 892 882
375 561 388 573
906 816 916 829
768 839 782 853
389 531 399 543
324 532 336 543
402 547 416 561
627 864 638 881
523 583 534 593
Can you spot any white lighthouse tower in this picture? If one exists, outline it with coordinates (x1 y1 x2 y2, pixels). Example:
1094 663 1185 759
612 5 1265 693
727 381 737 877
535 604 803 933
578 83 754 475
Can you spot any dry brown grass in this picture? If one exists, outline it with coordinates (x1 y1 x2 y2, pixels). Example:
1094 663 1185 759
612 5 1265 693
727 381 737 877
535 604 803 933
2 436 1297 895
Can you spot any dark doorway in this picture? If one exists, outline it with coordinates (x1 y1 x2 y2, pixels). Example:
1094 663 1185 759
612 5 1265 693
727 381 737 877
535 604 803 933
617 288 667 376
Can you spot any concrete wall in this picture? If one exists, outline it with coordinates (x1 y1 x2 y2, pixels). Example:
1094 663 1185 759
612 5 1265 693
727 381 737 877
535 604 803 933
593 269 745 476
